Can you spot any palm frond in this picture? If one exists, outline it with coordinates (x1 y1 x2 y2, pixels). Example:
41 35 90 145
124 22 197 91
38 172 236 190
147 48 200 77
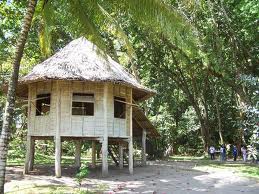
67 0 106 51
38 0 53 57
98 3 135 60
106 0 198 56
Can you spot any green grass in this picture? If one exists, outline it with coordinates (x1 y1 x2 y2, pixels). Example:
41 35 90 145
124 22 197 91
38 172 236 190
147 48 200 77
200 163 259 179
6 185 98 194
170 155 259 179
7 151 92 166
169 155 207 161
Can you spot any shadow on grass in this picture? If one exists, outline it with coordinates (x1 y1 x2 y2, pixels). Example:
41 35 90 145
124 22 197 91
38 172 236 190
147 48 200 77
6 184 98 194
7 152 92 166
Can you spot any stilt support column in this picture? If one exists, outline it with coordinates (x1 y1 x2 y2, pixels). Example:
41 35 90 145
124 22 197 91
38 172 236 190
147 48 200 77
128 88 133 175
55 136 61 178
128 138 133 175
55 81 62 178
92 141 96 168
24 136 35 174
102 83 109 177
142 129 147 166
119 143 124 169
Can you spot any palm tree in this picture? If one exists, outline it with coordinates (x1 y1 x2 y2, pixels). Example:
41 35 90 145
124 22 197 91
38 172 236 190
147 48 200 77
0 0 37 192
38 0 192 58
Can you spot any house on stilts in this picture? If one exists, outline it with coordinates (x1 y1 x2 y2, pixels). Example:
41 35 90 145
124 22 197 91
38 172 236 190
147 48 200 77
16 37 159 177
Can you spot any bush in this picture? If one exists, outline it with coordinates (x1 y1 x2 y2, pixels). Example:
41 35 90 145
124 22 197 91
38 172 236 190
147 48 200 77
75 164 89 187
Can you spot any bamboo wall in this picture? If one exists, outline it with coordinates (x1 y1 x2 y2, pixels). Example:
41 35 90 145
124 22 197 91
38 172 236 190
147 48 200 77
28 80 131 137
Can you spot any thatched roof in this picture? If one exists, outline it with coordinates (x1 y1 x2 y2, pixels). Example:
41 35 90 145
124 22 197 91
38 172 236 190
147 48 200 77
133 106 159 137
19 37 155 101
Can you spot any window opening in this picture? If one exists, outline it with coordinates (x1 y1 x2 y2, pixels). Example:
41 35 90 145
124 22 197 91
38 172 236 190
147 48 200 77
72 93 94 116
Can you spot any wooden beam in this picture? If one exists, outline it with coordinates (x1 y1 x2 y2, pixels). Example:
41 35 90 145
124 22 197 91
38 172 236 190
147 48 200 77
114 99 139 107
108 146 119 166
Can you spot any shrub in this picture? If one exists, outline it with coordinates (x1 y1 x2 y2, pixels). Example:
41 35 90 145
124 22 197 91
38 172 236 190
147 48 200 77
75 164 89 187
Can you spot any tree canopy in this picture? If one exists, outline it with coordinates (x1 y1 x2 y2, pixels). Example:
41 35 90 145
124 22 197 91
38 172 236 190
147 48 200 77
0 0 258 162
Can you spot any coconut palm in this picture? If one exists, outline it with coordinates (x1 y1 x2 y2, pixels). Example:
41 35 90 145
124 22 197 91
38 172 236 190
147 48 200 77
0 0 37 192
38 0 194 58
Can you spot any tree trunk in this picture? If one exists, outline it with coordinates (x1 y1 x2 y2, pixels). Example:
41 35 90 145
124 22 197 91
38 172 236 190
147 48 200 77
0 0 37 192
161 37 211 152
236 93 247 145
213 87 224 145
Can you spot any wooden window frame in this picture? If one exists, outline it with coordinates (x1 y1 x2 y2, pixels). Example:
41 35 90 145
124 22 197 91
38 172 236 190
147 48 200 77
72 93 95 116
35 93 51 116
114 96 126 119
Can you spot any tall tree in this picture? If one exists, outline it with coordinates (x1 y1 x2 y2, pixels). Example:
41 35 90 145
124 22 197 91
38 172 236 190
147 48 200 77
0 0 37 192
0 0 194 191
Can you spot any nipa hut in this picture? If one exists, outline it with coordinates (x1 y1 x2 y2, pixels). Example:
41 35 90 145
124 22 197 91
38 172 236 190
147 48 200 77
17 37 159 177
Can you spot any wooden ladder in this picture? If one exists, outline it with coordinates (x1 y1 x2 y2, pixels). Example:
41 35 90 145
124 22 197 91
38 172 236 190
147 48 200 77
108 145 129 166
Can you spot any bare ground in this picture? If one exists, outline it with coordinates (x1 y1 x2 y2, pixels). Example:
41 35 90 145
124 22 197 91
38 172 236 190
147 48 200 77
5 161 259 194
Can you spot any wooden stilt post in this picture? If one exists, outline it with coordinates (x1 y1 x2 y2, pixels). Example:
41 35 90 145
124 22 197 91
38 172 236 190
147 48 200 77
29 138 35 171
92 141 96 168
102 84 108 177
119 143 124 169
55 136 61 177
142 129 147 166
55 81 61 178
24 87 34 174
75 140 81 168
24 136 34 174
128 88 133 175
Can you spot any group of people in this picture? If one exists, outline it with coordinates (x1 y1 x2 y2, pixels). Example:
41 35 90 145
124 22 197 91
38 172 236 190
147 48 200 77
208 145 247 162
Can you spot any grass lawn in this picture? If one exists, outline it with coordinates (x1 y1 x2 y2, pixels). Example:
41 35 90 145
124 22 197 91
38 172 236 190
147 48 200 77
6 185 97 194
170 155 259 179
7 150 92 166
199 163 259 179
170 155 207 161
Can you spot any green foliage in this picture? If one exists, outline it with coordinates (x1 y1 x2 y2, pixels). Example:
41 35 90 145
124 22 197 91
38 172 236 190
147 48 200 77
7 185 97 194
1 0 258 160
75 165 89 187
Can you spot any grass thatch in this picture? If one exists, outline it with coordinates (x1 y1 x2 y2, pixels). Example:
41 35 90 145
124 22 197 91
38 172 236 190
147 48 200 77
21 37 155 101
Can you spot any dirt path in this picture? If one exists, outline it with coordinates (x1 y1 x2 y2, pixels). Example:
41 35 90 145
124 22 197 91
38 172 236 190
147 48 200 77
5 161 259 194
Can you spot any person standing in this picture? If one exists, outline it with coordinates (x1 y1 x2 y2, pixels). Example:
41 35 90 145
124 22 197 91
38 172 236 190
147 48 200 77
209 146 216 160
241 146 247 162
220 145 226 162
233 145 238 161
